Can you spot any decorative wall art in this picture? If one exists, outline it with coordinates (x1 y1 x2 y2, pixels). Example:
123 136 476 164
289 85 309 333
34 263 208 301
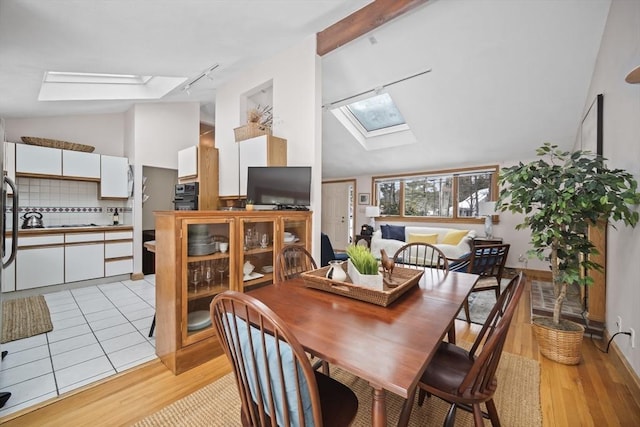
358 193 370 205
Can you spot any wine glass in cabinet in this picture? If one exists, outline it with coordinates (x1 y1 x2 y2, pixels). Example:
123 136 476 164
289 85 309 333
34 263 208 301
238 216 276 292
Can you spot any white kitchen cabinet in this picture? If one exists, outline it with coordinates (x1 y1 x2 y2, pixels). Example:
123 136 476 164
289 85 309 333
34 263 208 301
4 142 15 195
63 150 100 179
178 145 198 179
65 243 105 282
100 155 129 198
16 144 62 176
105 258 133 276
105 230 133 276
238 135 286 196
64 232 105 282
2 237 16 292
17 234 65 290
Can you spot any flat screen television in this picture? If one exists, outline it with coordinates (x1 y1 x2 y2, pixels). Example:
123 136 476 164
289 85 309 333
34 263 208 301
246 166 311 208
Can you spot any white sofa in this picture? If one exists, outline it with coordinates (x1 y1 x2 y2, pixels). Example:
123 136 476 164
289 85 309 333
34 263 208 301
370 226 476 260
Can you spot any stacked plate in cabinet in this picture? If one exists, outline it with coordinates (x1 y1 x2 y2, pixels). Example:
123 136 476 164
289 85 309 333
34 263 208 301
188 225 217 256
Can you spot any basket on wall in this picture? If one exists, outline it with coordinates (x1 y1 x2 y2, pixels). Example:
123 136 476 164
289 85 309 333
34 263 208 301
21 136 95 153
233 123 272 142
532 317 585 365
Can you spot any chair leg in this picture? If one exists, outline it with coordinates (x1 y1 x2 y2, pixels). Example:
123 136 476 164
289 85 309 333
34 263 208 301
149 314 156 338
443 403 457 427
397 393 415 427
471 403 485 427
485 398 501 427
494 287 500 299
463 298 471 323
321 360 330 375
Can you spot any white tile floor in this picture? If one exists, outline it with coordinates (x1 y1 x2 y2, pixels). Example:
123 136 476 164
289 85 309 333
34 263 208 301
0 275 157 417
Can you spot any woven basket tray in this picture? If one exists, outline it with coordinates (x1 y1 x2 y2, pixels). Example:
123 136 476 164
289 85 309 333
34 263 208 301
21 136 95 153
233 123 272 142
301 265 424 307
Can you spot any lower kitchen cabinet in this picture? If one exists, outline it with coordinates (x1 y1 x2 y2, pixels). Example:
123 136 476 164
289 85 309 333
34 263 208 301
65 243 105 283
17 246 65 290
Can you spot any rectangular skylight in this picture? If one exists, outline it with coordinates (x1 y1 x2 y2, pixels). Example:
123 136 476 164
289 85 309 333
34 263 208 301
39 70 187 101
44 71 153 85
345 93 406 132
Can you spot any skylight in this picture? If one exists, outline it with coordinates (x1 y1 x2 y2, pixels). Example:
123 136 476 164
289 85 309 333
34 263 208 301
43 72 153 85
345 93 406 132
329 91 415 151
39 71 188 101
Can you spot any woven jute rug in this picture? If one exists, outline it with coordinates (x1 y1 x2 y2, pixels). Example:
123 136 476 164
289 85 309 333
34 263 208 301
133 350 541 427
1 295 53 343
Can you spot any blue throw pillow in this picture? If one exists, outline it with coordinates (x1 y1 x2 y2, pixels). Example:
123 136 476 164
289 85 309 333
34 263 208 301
381 224 405 241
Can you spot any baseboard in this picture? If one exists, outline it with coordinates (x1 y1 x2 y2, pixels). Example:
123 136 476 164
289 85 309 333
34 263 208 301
604 329 640 397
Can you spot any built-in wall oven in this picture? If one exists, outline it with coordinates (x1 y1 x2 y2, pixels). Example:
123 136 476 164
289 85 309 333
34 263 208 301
173 183 199 210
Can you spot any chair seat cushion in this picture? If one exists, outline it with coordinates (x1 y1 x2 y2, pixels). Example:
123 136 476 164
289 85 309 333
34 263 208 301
474 276 500 290
420 342 473 395
316 371 359 426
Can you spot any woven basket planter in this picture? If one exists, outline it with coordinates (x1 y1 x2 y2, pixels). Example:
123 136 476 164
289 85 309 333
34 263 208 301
532 317 584 365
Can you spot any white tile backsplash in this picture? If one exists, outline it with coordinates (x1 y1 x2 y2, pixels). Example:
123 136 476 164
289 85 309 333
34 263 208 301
13 177 128 227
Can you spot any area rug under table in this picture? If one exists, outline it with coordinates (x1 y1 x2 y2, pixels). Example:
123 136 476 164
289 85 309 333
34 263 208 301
133 349 541 427
1 295 53 343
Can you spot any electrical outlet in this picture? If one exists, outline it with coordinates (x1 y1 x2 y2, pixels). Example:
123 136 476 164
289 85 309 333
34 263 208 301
617 316 623 333
630 328 636 349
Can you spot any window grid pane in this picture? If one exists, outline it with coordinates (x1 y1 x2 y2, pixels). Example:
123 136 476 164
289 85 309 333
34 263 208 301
457 173 493 217
376 181 401 215
404 176 453 217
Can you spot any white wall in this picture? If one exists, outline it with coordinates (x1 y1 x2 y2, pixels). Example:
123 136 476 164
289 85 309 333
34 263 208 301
5 114 125 156
132 102 200 169
216 35 323 258
585 0 640 375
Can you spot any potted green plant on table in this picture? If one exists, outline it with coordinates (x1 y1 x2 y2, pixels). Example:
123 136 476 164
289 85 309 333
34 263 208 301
497 143 640 364
345 244 383 289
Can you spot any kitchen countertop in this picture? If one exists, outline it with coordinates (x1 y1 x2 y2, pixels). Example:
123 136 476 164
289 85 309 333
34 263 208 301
15 224 133 235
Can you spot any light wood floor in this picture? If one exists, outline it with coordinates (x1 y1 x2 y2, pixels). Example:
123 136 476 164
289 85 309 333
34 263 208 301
2 277 639 426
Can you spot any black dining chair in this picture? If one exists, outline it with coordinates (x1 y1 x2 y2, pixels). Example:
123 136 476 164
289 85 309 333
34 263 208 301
211 291 358 427
399 272 525 427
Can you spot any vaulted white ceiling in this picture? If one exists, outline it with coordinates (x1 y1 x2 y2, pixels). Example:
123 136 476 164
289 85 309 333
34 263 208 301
0 0 611 179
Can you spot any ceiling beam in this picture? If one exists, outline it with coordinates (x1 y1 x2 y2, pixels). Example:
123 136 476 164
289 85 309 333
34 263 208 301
316 0 430 56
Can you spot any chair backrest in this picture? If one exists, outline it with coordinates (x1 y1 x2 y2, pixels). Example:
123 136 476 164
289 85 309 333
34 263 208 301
461 272 525 397
320 232 336 267
392 242 450 271
275 246 317 283
211 291 323 426
467 243 510 281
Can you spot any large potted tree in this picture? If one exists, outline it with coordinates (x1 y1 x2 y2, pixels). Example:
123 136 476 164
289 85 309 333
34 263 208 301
497 143 640 364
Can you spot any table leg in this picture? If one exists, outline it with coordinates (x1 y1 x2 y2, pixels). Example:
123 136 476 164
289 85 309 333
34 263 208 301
371 386 387 427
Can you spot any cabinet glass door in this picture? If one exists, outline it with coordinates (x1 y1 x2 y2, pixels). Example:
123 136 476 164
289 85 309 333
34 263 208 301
281 214 311 252
182 218 234 345
238 217 276 292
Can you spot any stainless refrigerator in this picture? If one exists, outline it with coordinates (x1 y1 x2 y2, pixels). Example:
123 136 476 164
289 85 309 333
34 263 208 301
1 140 19 408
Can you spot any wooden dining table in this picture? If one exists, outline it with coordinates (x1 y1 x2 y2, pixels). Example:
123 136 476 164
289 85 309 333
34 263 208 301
247 267 479 427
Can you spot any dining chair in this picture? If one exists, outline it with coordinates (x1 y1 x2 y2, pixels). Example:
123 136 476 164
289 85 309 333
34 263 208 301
274 246 317 283
459 243 510 323
211 290 358 427
401 272 525 427
320 232 349 267
393 242 456 343
392 242 450 270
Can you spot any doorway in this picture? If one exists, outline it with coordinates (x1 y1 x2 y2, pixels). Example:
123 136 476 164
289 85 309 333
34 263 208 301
321 180 355 251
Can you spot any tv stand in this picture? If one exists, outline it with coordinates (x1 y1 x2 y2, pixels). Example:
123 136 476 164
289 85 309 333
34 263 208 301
276 204 309 211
